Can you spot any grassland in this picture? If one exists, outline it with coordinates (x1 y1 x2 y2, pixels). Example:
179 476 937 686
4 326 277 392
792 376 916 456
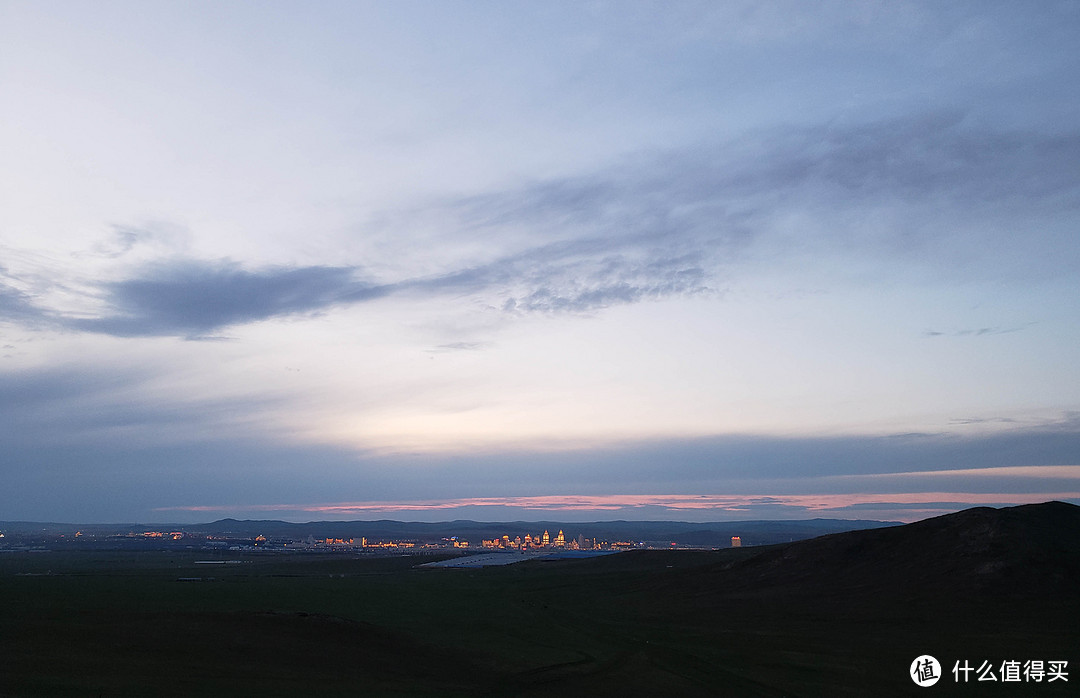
1 506 1077 697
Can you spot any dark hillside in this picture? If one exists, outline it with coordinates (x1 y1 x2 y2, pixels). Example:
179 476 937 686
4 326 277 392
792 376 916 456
668 500 1080 601
519 501 1080 696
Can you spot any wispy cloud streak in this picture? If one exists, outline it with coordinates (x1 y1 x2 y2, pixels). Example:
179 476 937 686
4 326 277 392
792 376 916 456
5 114 1077 338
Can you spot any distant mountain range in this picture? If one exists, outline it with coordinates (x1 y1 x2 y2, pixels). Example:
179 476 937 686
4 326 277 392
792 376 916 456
0 516 901 547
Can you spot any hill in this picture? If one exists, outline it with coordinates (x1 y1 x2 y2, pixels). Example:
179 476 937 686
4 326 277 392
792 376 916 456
660 499 1080 599
519 501 1079 695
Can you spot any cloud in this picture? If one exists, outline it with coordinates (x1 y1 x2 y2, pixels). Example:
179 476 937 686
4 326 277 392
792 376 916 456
497 254 710 314
0 280 46 326
753 113 1080 205
924 324 1034 338
3 353 1079 521
949 417 1019 426
428 342 489 353
450 112 1080 234
82 226 144 259
402 111 1080 301
395 234 717 314
0 364 295 449
64 260 389 338
5 113 1079 338
40 243 714 338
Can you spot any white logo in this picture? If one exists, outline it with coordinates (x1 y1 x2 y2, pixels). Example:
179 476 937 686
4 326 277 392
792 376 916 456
911 655 942 687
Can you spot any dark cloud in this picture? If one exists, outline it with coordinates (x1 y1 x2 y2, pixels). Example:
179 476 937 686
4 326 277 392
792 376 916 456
465 112 1080 225
0 365 291 448
51 232 715 339
2 364 1078 521
397 234 716 315
65 260 390 338
505 273 707 314
295 421 1080 502
4 392 1079 521
0 366 128 409
497 253 710 314
754 113 1080 204
0 284 39 322
924 324 1034 338
0 267 50 327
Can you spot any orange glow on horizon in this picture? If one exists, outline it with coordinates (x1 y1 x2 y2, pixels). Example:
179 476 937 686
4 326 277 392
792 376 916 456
155 491 1080 522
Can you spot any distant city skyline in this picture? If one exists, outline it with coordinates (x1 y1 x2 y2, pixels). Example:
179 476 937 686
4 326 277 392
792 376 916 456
2 2 1079 523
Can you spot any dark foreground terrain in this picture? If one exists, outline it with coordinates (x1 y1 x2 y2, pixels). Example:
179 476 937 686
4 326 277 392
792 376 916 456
1 502 1077 696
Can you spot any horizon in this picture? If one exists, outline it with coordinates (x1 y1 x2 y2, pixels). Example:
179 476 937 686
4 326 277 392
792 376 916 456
2 514 908 527
2 3 1079 524
10 500 1076 528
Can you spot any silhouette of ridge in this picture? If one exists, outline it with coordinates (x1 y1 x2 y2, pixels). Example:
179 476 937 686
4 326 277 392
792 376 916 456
650 501 1080 606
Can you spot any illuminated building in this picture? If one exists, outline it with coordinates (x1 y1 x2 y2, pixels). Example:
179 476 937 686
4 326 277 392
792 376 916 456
431 529 605 552
731 536 742 548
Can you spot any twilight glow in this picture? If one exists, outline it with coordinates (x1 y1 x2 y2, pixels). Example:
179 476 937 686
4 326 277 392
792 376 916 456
157 491 1080 525
2 2 1079 523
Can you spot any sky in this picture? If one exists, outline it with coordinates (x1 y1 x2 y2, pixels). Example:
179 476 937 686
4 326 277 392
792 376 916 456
2 1 1079 524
